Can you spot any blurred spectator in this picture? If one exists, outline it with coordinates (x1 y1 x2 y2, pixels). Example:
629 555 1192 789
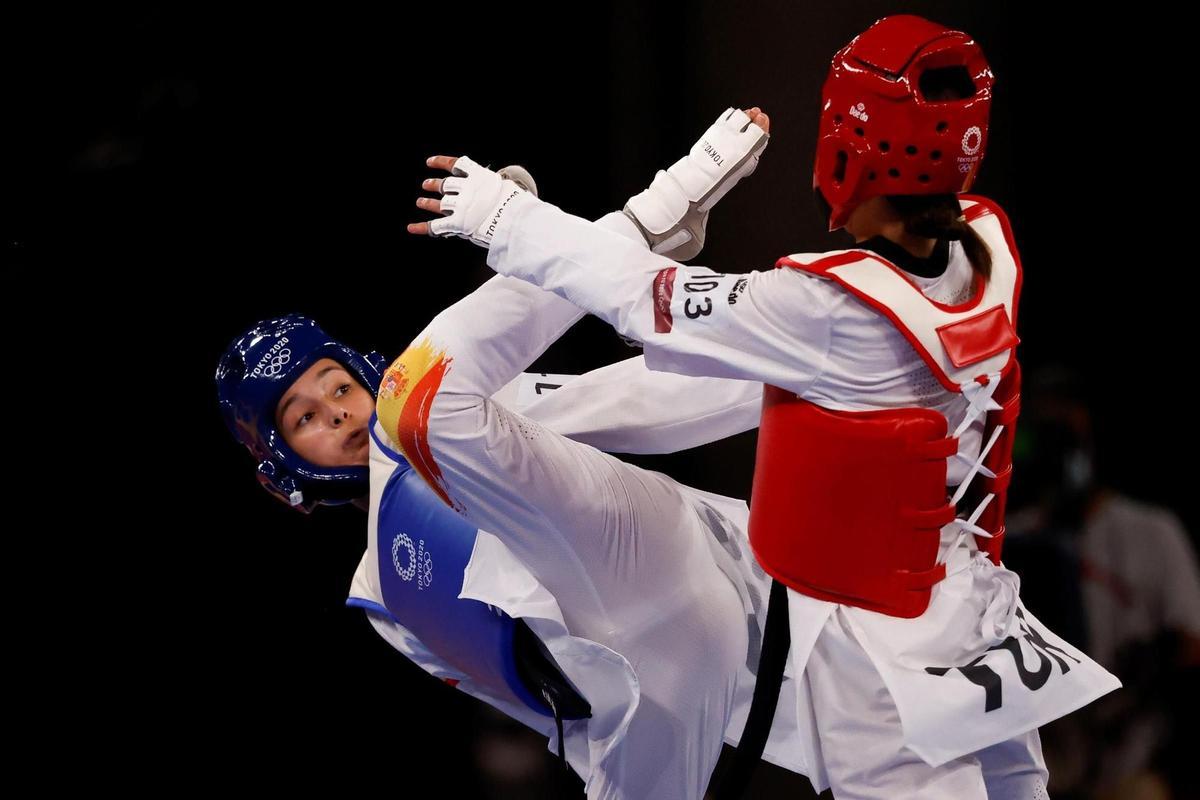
1006 367 1200 799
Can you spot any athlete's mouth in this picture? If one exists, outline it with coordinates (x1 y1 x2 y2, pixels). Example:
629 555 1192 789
344 426 367 450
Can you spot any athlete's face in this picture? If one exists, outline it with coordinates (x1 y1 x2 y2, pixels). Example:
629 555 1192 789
276 358 374 468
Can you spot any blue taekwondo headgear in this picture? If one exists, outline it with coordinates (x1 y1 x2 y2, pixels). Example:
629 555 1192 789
216 314 387 513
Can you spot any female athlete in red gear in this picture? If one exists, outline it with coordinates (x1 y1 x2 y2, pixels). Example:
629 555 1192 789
410 15 1121 799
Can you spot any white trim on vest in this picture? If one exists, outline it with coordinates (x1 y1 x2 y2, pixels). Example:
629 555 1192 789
784 199 1019 391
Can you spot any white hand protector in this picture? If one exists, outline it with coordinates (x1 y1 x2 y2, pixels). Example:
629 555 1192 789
624 107 769 261
428 156 536 248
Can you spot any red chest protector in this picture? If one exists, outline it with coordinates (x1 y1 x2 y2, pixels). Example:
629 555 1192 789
747 196 1024 618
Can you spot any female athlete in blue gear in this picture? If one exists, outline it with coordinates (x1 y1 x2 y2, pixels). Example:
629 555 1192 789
217 110 813 800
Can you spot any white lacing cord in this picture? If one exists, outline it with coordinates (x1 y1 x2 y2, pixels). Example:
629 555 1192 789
939 495 996 577
929 373 1024 644
939 373 1004 577
950 424 1003 508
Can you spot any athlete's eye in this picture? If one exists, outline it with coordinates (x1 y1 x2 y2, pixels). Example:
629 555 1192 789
296 411 314 429
335 383 351 398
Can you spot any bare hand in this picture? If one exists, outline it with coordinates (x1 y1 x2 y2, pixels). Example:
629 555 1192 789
744 106 770 133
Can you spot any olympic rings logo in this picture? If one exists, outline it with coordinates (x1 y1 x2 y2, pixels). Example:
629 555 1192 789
421 551 433 588
262 349 292 377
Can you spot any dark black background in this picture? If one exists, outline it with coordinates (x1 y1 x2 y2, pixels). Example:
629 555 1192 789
10 2 1188 794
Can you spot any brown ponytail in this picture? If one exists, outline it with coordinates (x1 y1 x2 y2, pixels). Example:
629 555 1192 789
886 194 992 280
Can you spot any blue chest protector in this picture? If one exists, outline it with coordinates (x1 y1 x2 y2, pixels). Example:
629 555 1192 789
350 424 588 722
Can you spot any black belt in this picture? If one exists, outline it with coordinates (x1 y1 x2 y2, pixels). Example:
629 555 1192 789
713 579 791 800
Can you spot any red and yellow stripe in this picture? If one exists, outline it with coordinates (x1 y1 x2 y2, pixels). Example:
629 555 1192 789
377 338 455 507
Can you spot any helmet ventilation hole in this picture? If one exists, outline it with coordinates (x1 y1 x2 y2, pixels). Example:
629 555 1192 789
834 151 848 183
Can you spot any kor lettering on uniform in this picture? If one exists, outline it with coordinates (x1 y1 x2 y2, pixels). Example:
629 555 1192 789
924 609 1080 713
